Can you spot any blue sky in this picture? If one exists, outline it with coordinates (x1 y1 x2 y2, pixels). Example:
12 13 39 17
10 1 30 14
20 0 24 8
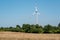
0 0 60 27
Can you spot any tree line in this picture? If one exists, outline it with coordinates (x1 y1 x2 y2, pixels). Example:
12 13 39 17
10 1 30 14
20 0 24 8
0 23 60 33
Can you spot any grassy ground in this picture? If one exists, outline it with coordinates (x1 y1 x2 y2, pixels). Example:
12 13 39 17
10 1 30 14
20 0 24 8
0 32 60 40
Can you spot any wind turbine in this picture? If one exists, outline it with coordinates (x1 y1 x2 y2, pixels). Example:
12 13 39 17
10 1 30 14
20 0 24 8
33 5 40 24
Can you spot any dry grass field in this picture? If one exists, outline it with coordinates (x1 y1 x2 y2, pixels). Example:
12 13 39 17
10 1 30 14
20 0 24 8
0 32 60 40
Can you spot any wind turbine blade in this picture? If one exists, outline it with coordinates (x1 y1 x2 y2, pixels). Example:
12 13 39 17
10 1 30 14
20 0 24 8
32 12 35 16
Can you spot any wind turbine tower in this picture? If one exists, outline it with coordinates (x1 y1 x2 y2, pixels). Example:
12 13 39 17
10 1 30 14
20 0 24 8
33 4 40 24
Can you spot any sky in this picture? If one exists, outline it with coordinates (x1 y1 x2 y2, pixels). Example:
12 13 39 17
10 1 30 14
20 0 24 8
0 0 60 27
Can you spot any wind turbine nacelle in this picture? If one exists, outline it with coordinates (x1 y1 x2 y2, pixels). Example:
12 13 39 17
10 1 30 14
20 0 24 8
32 12 40 16
32 6 40 16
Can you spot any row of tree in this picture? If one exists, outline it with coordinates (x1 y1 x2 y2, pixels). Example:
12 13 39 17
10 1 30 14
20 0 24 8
0 23 60 33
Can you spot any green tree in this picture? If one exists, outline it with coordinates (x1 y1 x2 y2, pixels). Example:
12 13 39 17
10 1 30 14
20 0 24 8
44 24 53 33
16 25 21 29
57 26 60 33
29 24 43 33
58 23 60 27
22 24 30 32
15 25 21 32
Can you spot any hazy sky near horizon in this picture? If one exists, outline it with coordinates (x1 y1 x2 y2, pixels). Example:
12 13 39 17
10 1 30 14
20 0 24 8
0 0 60 27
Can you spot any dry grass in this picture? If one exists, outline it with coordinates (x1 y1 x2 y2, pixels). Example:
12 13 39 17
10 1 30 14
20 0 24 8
0 32 60 40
